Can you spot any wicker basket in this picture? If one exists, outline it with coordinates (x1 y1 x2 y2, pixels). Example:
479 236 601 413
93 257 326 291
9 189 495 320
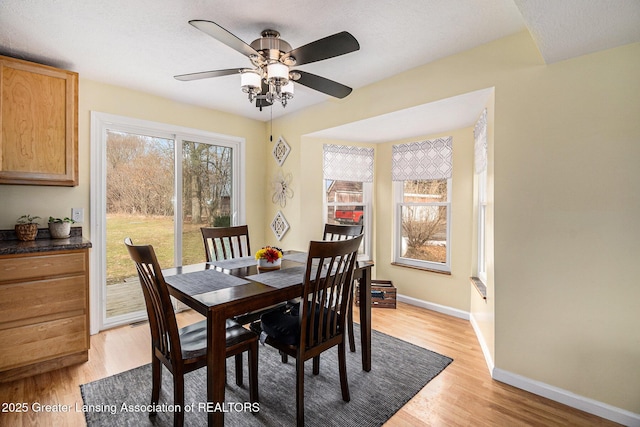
15 223 39 241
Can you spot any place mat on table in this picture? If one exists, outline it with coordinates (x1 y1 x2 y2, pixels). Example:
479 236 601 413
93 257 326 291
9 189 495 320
165 269 249 296
245 266 306 289
207 256 256 270
283 251 308 264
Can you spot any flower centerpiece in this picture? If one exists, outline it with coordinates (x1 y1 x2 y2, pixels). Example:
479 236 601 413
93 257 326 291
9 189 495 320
255 246 283 270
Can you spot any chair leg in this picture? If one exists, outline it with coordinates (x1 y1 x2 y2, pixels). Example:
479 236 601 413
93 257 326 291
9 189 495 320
338 342 350 402
248 340 259 403
296 357 305 427
235 353 243 387
280 350 288 363
173 373 185 427
150 356 161 417
347 300 356 352
312 356 320 375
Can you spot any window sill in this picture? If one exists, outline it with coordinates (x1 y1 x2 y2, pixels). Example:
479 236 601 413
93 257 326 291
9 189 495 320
470 277 487 300
391 262 451 275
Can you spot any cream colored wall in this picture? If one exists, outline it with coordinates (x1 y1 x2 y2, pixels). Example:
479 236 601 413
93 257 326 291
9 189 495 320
0 80 269 244
374 128 474 311
470 93 496 368
79 80 269 244
272 32 640 413
493 43 640 412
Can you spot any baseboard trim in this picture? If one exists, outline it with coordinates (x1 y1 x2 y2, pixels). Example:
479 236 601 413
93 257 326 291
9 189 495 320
493 368 640 426
398 294 640 426
469 312 495 372
396 294 469 320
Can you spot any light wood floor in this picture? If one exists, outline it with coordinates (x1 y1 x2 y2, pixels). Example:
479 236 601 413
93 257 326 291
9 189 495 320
0 302 619 426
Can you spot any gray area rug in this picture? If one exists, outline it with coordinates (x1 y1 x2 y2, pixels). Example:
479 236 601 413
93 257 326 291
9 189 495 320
80 326 452 426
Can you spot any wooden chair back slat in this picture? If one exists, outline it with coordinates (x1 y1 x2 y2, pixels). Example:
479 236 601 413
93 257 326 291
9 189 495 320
201 226 251 262
124 238 182 366
300 235 363 350
322 224 363 241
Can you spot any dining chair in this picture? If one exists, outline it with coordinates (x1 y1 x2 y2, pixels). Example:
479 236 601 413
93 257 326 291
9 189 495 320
200 226 288 325
201 225 252 262
254 234 364 427
322 223 363 242
124 237 259 427
323 223 364 353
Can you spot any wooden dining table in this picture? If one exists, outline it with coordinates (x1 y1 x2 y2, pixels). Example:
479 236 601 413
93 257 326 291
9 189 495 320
164 251 374 426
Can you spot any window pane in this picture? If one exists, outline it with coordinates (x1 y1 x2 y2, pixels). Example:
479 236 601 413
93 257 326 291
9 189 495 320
403 179 447 203
181 141 233 265
105 130 175 318
326 180 363 203
400 205 447 263
326 180 364 226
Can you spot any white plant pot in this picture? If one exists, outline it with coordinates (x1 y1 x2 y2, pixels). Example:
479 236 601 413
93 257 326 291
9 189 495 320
257 257 281 271
49 222 71 239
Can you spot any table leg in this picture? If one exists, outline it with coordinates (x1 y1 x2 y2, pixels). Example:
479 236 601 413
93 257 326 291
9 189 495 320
207 310 227 426
359 267 372 371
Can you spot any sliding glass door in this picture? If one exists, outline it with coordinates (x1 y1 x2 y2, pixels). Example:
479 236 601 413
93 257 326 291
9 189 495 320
181 141 234 266
105 130 175 320
92 113 244 331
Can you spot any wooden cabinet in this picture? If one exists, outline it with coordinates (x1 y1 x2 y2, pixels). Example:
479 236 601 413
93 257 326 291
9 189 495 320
0 55 78 186
0 249 89 382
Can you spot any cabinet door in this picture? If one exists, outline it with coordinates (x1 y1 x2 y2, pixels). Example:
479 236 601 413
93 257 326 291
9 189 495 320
0 55 78 186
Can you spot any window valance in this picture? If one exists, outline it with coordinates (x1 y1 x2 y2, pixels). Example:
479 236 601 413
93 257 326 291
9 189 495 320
323 144 374 183
392 137 453 181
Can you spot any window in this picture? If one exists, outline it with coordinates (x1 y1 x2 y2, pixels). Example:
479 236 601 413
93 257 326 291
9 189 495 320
474 109 488 283
91 112 244 330
323 144 374 259
393 137 453 272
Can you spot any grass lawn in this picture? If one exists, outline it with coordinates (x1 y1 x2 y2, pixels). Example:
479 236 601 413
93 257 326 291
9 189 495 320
107 214 205 285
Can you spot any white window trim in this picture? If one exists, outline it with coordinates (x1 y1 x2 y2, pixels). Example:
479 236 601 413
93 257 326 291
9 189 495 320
323 181 373 260
89 111 245 333
477 168 488 284
393 179 452 273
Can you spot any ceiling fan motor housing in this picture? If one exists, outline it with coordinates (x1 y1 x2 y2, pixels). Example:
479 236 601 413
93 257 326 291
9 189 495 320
250 30 294 63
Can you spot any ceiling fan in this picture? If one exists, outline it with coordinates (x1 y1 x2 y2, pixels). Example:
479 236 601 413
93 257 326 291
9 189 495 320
174 20 360 109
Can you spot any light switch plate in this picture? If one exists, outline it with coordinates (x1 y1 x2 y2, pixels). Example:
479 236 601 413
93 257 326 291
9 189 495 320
71 208 84 223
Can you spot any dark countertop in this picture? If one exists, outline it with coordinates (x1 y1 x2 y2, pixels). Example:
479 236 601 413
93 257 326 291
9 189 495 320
0 227 92 256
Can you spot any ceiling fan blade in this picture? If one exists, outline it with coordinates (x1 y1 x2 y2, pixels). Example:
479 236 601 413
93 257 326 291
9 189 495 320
189 20 261 58
295 71 353 99
174 68 243 81
284 31 359 66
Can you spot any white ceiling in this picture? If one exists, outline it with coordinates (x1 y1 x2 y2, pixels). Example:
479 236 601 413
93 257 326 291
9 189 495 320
1 0 638 141
308 88 495 143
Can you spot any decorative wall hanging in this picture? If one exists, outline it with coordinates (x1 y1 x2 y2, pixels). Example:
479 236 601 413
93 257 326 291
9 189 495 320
272 136 291 166
271 170 294 208
270 211 290 241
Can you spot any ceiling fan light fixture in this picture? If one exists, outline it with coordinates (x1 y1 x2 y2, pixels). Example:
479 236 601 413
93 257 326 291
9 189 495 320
282 81 294 96
267 62 289 86
240 70 261 92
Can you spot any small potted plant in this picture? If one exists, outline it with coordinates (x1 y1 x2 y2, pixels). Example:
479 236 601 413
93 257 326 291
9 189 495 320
48 216 76 239
15 214 41 241
255 246 283 271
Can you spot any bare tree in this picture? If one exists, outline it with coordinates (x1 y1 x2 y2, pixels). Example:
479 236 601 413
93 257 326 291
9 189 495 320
106 132 174 216
182 142 232 226
401 180 447 260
